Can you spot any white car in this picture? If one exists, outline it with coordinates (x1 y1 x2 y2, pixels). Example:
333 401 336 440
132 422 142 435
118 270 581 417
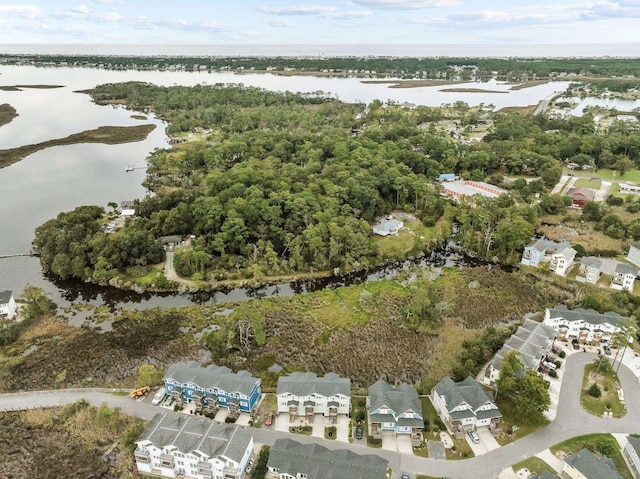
467 430 480 444
151 387 166 405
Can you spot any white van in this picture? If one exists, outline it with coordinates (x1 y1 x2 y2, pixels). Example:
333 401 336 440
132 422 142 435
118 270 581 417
151 387 166 405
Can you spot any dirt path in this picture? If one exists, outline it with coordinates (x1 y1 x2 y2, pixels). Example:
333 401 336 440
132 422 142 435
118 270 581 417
164 251 196 287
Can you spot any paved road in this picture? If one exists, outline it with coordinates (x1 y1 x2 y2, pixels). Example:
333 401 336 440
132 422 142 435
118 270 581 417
1 353 639 479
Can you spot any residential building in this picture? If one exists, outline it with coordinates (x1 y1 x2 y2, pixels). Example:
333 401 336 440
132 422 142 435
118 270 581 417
549 246 577 276
610 263 638 292
436 173 457 182
0 290 17 320
372 217 403 236
624 435 640 478
134 412 254 479
276 372 350 421
120 200 135 217
163 361 261 417
628 242 640 268
563 448 623 479
543 306 628 346
430 376 502 437
367 379 423 446
566 187 596 207
483 318 558 386
576 257 603 284
521 238 548 267
619 183 640 195
266 438 388 479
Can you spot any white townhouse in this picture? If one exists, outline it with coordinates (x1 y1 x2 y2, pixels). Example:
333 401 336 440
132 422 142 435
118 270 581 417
521 238 549 267
276 372 350 420
610 263 638 292
431 376 502 437
134 412 254 479
628 241 640 268
576 257 603 284
549 246 577 276
0 290 17 320
543 306 629 346
624 435 640 479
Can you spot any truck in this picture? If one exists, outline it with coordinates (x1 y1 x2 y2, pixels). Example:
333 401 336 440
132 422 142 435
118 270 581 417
130 386 151 399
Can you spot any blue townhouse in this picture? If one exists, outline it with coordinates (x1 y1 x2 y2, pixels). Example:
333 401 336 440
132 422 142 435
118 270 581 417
163 361 261 418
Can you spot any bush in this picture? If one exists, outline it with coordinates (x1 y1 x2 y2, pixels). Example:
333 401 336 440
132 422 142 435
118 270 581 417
559 350 566 358
225 416 237 423
555 360 562 369
588 383 602 398
549 369 558 378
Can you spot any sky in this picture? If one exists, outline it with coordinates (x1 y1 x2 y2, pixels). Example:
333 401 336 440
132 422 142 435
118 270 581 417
1 0 639 46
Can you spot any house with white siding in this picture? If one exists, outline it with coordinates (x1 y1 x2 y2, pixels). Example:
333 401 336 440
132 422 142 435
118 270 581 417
134 412 253 479
483 318 558 387
367 379 423 446
543 306 629 346
624 435 640 479
163 361 261 418
628 241 640 268
276 372 350 421
576 257 603 284
549 246 577 276
373 217 403 236
610 263 638 292
431 376 502 437
0 291 17 320
266 438 388 479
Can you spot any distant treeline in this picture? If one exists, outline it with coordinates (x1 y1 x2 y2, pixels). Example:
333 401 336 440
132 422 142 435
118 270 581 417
3 54 640 80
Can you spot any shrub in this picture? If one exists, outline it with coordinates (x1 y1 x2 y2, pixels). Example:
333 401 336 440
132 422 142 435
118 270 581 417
549 369 558 378
225 416 237 423
588 383 602 398
559 350 566 358
554 360 562 368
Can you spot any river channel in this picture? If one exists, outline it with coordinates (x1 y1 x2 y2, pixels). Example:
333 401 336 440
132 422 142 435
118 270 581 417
0 64 617 311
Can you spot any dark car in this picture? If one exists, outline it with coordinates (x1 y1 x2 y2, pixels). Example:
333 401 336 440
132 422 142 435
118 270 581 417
355 425 363 440
572 339 580 350
604 346 612 356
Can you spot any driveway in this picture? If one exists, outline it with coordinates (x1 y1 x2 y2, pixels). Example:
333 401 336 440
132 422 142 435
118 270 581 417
274 412 289 432
336 415 350 443
381 430 398 451
311 414 324 438
476 428 500 453
397 434 414 454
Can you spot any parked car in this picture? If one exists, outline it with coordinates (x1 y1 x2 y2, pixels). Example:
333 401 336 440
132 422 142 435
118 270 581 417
467 430 480 444
163 396 174 407
401 473 410 479
604 345 612 356
355 425 363 440
151 387 166 405
265 413 274 426
572 339 580 350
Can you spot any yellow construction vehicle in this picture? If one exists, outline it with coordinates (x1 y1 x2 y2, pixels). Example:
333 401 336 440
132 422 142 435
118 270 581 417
130 386 151 399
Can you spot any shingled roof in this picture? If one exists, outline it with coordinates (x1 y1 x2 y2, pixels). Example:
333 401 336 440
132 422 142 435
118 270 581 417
564 448 622 479
368 379 422 427
267 438 388 479
277 372 350 397
491 318 556 372
433 376 501 418
547 306 627 328
164 361 259 397
137 412 253 463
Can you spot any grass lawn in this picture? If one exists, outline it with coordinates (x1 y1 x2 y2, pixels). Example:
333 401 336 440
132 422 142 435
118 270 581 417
573 179 601 189
255 393 277 427
495 396 549 446
324 426 337 440
550 434 633 479
593 169 640 183
511 457 558 477
445 435 474 460
289 425 312 435
580 360 626 418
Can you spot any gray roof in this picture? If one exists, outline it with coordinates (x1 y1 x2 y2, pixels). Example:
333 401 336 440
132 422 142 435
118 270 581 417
277 372 350 397
164 361 259 397
137 412 253 463
433 376 500 416
615 263 638 276
628 436 640 456
555 247 577 261
545 240 572 255
564 448 622 479
267 438 388 479
374 218 403 233
547 306 627 328
0 290 13 304
580 256 603 269
530 472 559 479
368 379 422 418
491 318 556 372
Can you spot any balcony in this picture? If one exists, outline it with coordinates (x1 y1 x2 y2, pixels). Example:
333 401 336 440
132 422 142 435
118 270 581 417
158 453 174 468
134 449 150 463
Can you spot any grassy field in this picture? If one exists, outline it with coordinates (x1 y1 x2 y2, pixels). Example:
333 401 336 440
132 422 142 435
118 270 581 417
511 457 558 477
592 169 640 183
580 360 626 418
0 124 156 169
0 402 143 479
550 434 632 479
573 178 601 189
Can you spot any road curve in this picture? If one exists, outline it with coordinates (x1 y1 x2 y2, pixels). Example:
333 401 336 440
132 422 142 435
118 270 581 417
1 353 639 479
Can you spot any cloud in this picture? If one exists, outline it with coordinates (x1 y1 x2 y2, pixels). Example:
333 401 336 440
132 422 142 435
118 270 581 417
267 18 294 27
71 4 90 14
0 5 42 19
350 0 461 8
260 4 372 19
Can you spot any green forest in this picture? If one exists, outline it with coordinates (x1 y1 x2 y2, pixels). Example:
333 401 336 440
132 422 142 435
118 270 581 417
31 81 640 287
